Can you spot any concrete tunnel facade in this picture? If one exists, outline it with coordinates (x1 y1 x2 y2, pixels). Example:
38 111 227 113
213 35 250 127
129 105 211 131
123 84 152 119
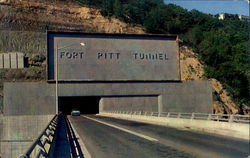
3 32 213 115
1 32 213 157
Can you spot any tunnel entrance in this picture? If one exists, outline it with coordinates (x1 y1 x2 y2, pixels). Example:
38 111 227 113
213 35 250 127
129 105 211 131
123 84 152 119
58 96 101 115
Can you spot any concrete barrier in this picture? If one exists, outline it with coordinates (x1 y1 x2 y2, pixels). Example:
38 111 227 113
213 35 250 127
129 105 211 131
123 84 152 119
0 114 2 158
0 53 24 69
0 115 54 158
99 112 249 140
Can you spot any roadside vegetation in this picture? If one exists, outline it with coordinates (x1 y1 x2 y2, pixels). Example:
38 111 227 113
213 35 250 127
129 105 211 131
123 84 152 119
0 30 47 81
76 0 250 107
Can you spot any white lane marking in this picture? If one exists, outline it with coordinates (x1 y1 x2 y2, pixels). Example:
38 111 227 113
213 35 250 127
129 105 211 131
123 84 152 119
83 116 158 142
68 117 92 158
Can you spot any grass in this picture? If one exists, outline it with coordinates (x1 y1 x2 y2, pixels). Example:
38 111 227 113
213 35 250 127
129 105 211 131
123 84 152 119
0 30 46 55
0 30 47 82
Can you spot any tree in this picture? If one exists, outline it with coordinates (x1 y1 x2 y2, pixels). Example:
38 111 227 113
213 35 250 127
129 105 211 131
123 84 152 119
183 26 203 49
101 0 114 16
113 0 123 18
143 5 171 33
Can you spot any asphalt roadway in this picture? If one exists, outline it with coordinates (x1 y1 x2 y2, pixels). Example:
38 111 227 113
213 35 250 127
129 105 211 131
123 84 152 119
68 115 249 158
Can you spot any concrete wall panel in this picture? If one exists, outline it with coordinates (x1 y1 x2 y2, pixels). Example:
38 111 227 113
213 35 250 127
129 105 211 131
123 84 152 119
3 81 212 115
48 33 180 81
4 83 56 115
17 53 24 68
0 54 3 69
100 96 158 112
10 53 17 68
0 115 54 158
3 53 10 68
0 53 23 69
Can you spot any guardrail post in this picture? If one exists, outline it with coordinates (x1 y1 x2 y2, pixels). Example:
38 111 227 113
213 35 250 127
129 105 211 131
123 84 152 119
177 113 181 118
229 115 234 123
191 113 195 120
207 114 211 120
216 115 219 121
167 112 170 118
158 111 161 117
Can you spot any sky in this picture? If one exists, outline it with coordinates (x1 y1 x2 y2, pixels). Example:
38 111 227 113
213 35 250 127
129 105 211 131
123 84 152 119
164 0 249 16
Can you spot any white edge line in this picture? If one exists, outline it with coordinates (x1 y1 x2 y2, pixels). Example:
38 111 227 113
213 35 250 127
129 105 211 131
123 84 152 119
83 116 158 142
68 117 92 158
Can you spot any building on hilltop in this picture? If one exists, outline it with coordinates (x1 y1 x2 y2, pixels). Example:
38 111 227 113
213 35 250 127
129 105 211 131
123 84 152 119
238 15 250 21
218 13 250 21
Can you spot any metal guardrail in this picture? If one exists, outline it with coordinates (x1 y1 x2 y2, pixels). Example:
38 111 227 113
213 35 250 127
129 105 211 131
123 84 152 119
65 116 84 158
20 114 58 158
105 111 250 123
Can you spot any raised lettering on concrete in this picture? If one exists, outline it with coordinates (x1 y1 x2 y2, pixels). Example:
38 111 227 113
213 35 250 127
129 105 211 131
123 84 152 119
48 34 179 81
60 52 84 59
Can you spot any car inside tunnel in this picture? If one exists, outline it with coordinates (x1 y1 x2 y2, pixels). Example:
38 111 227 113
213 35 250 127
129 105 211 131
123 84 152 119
58 96 101 115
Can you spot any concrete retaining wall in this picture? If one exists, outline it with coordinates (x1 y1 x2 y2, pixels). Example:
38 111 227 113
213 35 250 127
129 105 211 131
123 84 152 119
99 96 158 112
0 115 54 158
0 114 2 157
4 83 56 115
4 81 212 115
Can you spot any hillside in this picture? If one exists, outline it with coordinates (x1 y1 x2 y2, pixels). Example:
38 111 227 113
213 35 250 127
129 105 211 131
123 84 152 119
179 46 249 114
0 0 144 32
0 0 248 114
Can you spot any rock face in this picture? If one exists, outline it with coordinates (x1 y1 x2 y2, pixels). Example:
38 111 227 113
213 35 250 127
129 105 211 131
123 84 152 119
211 79 241 114
179 46 205 80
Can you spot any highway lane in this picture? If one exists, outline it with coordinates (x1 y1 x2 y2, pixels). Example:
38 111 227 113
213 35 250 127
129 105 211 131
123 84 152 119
92 115 249 158
69 115 249 158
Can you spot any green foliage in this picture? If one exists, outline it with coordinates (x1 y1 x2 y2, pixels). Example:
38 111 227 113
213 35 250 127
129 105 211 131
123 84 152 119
76 0 103 7
143 5 170 33
122 0 163 24
113 0 123 17
75 0 250 105
101 0 115 16
29 54 46 66
195 27 249 105
182 26 203 49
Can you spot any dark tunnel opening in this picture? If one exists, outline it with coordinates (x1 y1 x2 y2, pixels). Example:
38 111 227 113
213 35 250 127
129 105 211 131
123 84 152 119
58 96 101 115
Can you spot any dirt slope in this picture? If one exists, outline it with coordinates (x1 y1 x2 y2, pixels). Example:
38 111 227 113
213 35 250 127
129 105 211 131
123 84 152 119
0 0 144 33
